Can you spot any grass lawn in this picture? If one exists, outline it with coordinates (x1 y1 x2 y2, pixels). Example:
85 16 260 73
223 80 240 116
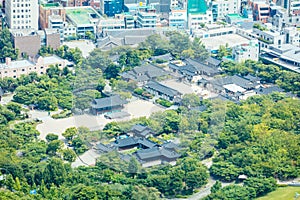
257 186 300 200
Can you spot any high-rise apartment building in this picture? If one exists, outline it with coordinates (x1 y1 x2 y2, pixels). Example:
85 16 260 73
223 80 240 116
5 0 39 30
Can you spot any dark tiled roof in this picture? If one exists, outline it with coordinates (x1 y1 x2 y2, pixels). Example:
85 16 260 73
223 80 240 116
121 64 167 82
186 58 220 75
138 138 157 148
135 147 181 160
136 147 161 160
243 74 261 82
91 95 127 109
210 75 259 90
95 143 113 152
151 53 173 61
161 142 179 150
255 86 285 95
190 105 207 112
115 137 138 148
205 57 222 67
145 81 181 97
131 124 148 132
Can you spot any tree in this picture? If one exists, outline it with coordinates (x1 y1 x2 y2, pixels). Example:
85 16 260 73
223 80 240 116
104 63 122 79
45 133 59 142
127 157 140 177
211 181 222 193
71 184 98 200
37 93 58 111
6 102 22 115
163 110 180 134
96 78 106 93
191 37 209 61
0 28 19 61
181 94 201 108
243 177 277 197
169 31 191 58
131 185 160 200
103 122 123 137
210 161 240 182
62 127 77 141
217 44 230 59
46 140 63 156
204 185 255 200
62 149 76 162
87 49 111 71
140 34 170 56
43 158 67 186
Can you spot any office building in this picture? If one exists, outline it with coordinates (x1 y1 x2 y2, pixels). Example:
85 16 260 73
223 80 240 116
210 0 241 21
169 9 187 29
137 6 158 28
5 0 39 30
101 0 124 17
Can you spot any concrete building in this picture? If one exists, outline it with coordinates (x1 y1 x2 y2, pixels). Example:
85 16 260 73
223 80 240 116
283 26 300 45
39 2 65 30
147 0 171 14
169 9 187 29
124 13 134 29
210 0 242 21
192 24 236 39
100 0 124 17
252 2 270 23
136 6 158 28
65 7 102 38
253 28 285 49
5 0 39 30
0 55 67 79
277 0 300 16
232 40 259 62
98 17 126 32
272 8 300 30
90 0 101 10
45 29 61 50
260 44 300 73
10 29 61 57
188 11 213 31
226 13 253 24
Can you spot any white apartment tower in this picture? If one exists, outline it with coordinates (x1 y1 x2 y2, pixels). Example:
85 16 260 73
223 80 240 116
5 0 39 30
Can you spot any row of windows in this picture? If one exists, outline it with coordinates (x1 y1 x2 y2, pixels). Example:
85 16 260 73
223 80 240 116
13 9 31 13
2 72 44 79
13 20 31 24
0 66 45 74
13 15 32 19
12 0 31 2
12 25 32 29
13 3 31 8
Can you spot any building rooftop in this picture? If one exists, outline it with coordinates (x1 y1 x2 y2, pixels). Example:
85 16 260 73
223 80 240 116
227 14 246 20
202 34 250 50
0 60 34 69
41 2 62 9
145 81 181 97
65 7 101 26
91 95 127 109
43 55 65 65
224 83 247 93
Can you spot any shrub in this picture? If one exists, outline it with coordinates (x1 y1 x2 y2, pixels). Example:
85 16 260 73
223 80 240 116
155 98 173 108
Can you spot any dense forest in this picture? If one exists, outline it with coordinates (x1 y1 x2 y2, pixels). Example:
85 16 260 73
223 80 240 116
0 94 299 199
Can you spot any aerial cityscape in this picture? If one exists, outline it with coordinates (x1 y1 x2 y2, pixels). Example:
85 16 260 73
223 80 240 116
0 0 299 199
